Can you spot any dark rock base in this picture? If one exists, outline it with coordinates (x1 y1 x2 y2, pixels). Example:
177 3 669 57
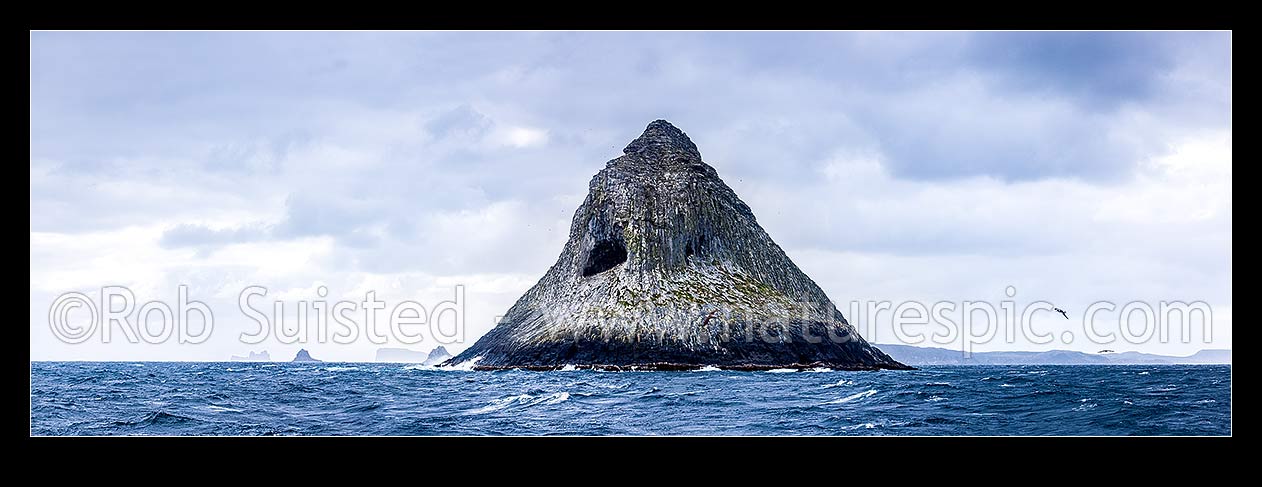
472 362 914 371
456 323 913 371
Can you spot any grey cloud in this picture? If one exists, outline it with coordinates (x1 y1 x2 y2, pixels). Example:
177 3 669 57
32 31 1231 263
424 104 493 140
160 223 270 248
29 31 1233 360
962 31 1183 108
30 32 1229 185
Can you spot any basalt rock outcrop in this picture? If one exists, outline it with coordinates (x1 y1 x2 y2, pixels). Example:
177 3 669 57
422 346 453 366
291 349 322 363
446 120 909 371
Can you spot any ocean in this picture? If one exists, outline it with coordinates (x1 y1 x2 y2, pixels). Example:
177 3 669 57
30 362 1230 436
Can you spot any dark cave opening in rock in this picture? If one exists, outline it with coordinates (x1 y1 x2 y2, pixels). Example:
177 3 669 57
582 238 628 277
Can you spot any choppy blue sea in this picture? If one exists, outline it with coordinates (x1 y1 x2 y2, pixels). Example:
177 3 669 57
30 362 1230 436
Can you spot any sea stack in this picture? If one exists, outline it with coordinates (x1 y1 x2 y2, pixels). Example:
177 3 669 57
422 346 453 366
446 120 909 371
291 349 322 363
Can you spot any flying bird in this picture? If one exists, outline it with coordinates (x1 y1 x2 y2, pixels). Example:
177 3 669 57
1054 307 1069 320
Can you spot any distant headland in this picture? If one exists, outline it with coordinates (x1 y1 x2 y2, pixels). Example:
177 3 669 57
230 350 270 362
877 344 1230 365
375 346 452 365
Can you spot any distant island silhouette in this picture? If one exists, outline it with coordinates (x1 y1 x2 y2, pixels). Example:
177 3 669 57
230 350 270 362
374 346 452 365
876 344 1230 365
291 349 322 363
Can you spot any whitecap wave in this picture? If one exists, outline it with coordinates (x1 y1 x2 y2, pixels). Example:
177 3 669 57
435 356 482 371
544 392 571 404
471 394 532 413
325 366 358 372
821 379 855 388
806 367 833 372
693 365 722 372
207 405 243 413
469 392 570 414
767 368 798 373
823 389 877 405
837 420 908 430
559 364 577 371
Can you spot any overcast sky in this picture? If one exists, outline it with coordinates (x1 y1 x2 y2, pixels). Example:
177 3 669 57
30 31 1231 361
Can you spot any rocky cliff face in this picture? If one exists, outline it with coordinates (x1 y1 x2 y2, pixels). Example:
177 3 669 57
447 120 908 371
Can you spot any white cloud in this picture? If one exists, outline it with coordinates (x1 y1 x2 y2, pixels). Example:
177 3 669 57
29 32 1231 360
494 126 549 148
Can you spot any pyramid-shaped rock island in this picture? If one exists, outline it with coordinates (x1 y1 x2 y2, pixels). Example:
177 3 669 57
446 120 909 371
